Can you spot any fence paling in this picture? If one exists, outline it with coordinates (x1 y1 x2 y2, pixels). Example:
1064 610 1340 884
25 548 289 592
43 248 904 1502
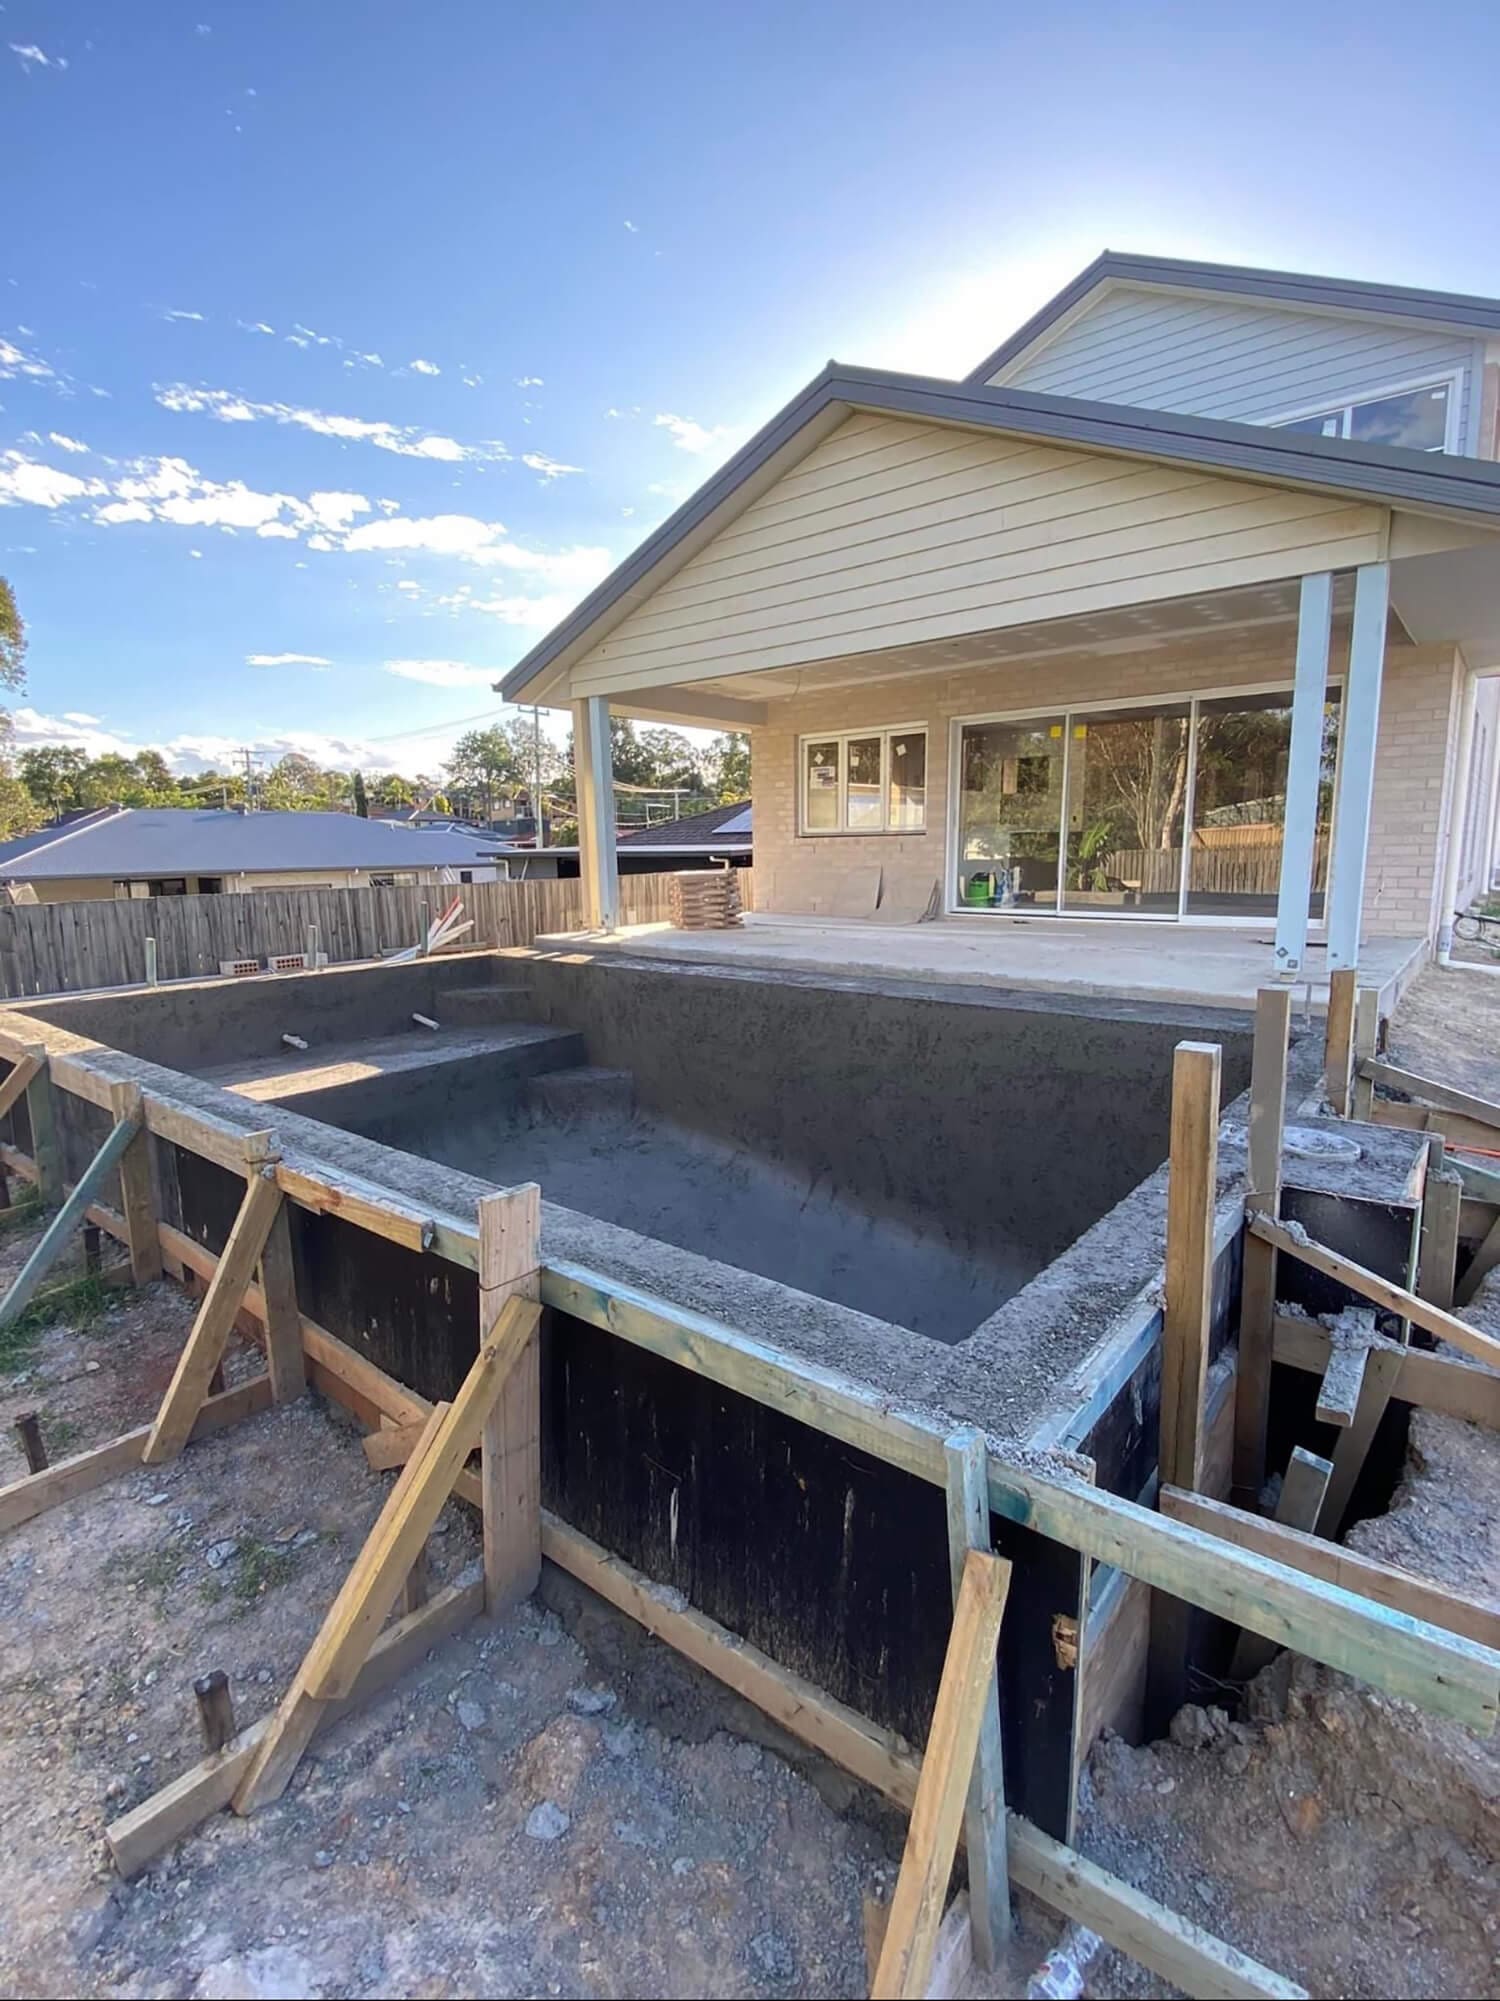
0 870 747 998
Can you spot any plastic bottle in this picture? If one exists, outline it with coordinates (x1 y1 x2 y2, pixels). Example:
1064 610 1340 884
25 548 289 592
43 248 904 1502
1025 1923 1104 2000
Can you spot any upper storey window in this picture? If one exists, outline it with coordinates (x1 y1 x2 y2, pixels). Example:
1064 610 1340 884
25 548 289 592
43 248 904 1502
1275 378 1455 453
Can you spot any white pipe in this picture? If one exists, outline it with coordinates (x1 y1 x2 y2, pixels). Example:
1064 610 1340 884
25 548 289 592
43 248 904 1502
1438 668 1479 967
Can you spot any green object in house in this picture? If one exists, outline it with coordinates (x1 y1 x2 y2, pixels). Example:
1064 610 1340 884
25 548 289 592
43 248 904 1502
964 874 992 905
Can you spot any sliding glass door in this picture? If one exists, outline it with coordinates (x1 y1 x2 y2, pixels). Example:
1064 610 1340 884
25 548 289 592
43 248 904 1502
953 686 1341 921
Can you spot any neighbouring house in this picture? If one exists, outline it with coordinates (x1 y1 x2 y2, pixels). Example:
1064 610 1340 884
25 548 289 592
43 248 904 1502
500 250 1500 979
484 800 753 881
0 806 504 903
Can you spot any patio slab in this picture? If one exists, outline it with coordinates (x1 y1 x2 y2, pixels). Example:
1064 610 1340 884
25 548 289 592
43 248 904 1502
530 912 1427 1015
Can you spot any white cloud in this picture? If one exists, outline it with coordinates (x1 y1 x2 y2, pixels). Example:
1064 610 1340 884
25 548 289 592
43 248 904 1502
458 592 581 628
256 522 300 540
383 659 494 688
516 375 544 387
63 711 100 726
461 373 483 389
0 336 57 383
623 220 639 233
521 451 581 481
155 383 499 464
395 579 422 593
291 323 339 349
95 499 154 524
163 308 205 323
408 358 441 377
47 432 89 454
654 411 736 455
7 707 462 779
0 451 105 509
10 44 68 72
341 513 501 558
305 490 371 532
246 652 332 669
238 320 276 336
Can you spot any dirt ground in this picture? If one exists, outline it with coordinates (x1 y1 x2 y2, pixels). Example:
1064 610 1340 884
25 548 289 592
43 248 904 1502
1386 961 1500 1103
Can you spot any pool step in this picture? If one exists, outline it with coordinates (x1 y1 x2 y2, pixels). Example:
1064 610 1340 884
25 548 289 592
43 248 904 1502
436 983 535 1025
525 1066 635 1121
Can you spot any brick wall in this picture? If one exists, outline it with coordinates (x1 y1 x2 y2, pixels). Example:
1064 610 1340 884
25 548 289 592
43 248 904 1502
750 627 1458 944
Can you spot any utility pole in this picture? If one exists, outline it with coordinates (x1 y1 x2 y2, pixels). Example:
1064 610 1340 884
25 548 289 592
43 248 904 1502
238 748 262 811
531 705 547 849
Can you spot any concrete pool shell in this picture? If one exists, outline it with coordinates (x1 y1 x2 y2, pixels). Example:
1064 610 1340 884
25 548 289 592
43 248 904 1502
6 950 1431 1836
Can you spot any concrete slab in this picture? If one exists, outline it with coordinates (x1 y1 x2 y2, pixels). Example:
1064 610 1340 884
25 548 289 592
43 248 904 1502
530 913 1428 1016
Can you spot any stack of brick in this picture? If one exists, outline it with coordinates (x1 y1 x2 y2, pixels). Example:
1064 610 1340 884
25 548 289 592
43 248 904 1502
668 869 744 930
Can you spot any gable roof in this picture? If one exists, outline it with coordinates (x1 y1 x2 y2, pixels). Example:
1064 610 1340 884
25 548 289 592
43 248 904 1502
618 801 752 848
964 251 1500 385
0 808 499 882
0 807 121 869
499 360 1500 704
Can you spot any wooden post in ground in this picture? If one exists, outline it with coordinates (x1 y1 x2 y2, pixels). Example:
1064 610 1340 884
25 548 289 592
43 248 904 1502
477 1182 543 1619
872 1548 1012 2001
1317 1346 1404 1538
1230 1447 1333 1681
193 1671 237 1754
1148 1041 1221 1727
1233 988 1290 1510
256 1202 306 1402
1417 1137 1461 1313
24 1050 62 1206
1324 968 1357 1116
109 1082 162 1287
942 1428 1010 1968
142 1132 282 1465
14 1412 46 1474
1351 988 1379 1120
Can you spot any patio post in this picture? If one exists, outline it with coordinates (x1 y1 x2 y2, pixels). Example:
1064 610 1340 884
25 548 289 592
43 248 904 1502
1272 572 1333 981
1326 561 1390 973
571 695 619 932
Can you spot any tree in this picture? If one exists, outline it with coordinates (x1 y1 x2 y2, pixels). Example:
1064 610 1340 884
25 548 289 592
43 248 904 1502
0 578 25 692
263 751 324 810
636 727 704 792
372 773 417 808
132 750 174 795
352 769 369 819
18 745 87 816
707 731 751 803
0 771 38 839
445 726 525 820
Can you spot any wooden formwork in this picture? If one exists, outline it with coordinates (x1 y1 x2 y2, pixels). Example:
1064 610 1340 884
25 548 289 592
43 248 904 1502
0 1006 1498 1997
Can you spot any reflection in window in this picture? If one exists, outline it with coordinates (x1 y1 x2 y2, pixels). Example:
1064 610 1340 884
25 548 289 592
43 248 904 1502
800 728 927 834
889 733 927 829
1276 380 1451 453
955 718 1065 909
846 737 884 829
804 741 841 832
1062 705 1191 913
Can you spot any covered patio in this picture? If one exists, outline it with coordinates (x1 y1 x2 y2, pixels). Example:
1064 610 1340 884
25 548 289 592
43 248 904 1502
526 911 1427 1015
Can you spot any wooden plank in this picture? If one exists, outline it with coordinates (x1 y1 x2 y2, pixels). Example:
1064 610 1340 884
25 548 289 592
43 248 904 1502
256 1202 306 1401
943 1430 1010 1967
1367 1097 1500 1154
1350 988 1379 1121
1229 1449 1335 1681
478 1184 542 1618
107 1576 483 1877
25 1054 61 1204
0 1377 271 1534
1324 968 1357 1117
1317 1345 1404 1539
363 1419 428 1472
1274 1310 1500 1432
1250 1214 1500 1372
1361 1059 1500 1134
543 1257 1500 1730
1162 1485 1500 1656
1234 989 1290 1506
1419 1140 1462 1312
0 1115 140 1328
1314 1333 1371 1428
143 1156 283 1464
108 1082 162 1286
1150 1042 1221 1726
871 1549 1013 2001
0 1053 41 1124
1006 1817 1305 2001
233 1401 452 1814
1159 1042 1222 1494
274 1159 435 1256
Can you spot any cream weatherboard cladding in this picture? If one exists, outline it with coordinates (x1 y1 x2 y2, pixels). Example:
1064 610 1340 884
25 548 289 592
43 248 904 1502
569 414 1388 700
992 288 1483 450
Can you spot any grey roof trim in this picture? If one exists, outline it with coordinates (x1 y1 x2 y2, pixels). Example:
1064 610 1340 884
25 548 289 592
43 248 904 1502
964 251 1500 385
499 362 1500 703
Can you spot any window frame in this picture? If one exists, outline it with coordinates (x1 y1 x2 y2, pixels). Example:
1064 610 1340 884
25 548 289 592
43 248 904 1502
797 724 929 837
1267 369 1462 455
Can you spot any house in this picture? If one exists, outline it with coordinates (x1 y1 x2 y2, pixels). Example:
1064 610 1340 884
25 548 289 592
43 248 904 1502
499 250 1500 985
483 800 752 881
0 806 504 903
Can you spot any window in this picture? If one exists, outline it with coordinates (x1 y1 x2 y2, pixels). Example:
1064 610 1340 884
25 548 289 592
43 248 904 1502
800 727 927 835
1276 379 1454 453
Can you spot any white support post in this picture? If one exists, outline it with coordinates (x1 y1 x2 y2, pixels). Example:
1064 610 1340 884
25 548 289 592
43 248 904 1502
571 696 619 933
1437 670 1478 966
1273 573 1333 982
1327 561 1390 972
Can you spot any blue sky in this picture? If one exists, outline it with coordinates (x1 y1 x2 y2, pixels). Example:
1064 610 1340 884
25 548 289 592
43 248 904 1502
4 0 1499 778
